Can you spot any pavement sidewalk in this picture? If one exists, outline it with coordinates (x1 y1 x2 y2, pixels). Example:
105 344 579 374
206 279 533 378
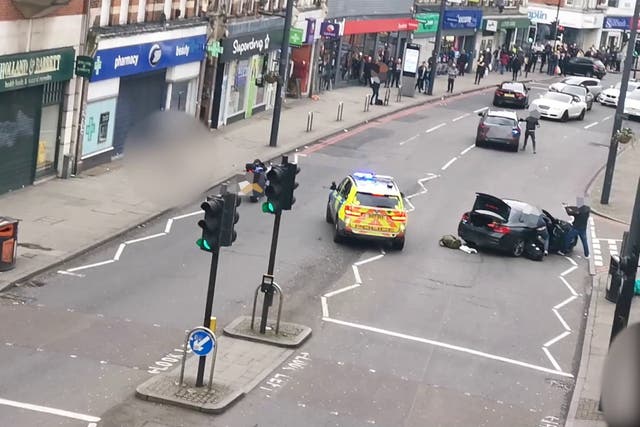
565 144 640 427
0 71 555 291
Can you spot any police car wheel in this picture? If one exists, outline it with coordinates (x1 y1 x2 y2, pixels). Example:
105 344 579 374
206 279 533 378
325 203 333 223
392 237 405 251
333 218 344 243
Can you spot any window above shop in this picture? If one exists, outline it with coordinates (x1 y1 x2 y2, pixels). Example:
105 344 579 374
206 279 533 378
11 0 71 18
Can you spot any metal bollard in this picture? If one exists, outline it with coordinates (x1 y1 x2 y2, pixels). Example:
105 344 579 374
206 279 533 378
336 101 344 121
306 111 314 132
364 95 371 112
396 87 402 102
384 88 391 105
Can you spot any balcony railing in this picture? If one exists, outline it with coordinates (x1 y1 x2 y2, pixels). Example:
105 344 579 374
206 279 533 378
416 0 524 8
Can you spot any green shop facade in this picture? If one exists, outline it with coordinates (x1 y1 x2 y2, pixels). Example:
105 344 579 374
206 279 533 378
0 47 75 194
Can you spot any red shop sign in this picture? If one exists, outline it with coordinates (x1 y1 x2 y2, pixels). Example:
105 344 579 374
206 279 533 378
343 18 419 35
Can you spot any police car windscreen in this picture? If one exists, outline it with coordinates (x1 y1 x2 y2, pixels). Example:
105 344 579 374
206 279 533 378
356 193 400 209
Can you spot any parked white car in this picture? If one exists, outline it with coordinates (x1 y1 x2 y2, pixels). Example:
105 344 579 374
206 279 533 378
624 90 640 119
549 76 603 98
599 80 640 107
530 92 587 121
549 82 594 110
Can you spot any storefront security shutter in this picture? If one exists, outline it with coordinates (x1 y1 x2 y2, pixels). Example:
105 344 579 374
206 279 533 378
0 87 42 194
113 71 166 156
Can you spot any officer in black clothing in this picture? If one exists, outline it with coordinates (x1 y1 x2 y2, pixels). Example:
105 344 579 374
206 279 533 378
561 198 591 257
519 112 540 154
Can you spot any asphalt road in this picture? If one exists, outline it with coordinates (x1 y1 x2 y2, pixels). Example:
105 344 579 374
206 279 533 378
1 73 637 427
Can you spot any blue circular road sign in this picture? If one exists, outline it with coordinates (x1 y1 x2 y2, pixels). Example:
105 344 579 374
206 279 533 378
188 330 215 356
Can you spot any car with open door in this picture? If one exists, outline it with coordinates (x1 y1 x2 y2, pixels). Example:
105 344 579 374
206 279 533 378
458 193 547 258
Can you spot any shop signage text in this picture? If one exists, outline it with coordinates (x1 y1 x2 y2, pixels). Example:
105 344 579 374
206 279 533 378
75 55 94 78
305 18 316 44
320 22 340 38
442 10 482 30
290 28 304 47
343 18 418 35
91 34 206 82
528 9 549 23
220 29 283 62
485 19 498 32
603 16 639 30
0 47 75 93
415 13 439 34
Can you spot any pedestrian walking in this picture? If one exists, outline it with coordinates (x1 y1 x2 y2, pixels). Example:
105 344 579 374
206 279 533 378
519 111 540 154
511 55 521 81
457 50 468 76
370 69 381 105
474 56 486 84
560 198 591 257
416 61 428 93
447 61 458 93
390 58 401 88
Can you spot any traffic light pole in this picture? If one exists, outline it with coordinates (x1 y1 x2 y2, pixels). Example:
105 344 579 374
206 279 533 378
260 210 282 333
196 246 220 387
608 176 640 345
426 0 445 96
600 0 640 204
268 0 295 147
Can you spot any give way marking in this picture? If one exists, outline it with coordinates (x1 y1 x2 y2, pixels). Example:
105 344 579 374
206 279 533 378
0 397 100 426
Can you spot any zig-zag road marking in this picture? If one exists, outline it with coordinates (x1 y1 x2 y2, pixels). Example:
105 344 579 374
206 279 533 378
541 256 582 372
57 210 202 276
404 173 439 212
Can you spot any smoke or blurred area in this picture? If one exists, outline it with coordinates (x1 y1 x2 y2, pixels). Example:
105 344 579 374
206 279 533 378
121 111 216 207
601 322 640 427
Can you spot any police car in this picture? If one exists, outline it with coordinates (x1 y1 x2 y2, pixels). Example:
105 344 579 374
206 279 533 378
326 172 407 250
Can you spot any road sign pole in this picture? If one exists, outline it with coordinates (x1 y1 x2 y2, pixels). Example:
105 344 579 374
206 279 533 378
260 211 282 334
426 0 445 96
601 0 640 204
196 248 220 387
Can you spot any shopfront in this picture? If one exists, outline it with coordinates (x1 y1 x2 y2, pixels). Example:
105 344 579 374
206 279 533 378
528 6 603 48
290 10 323 97
82 26 206 168
211 28 283 128
0 47 75 194
481 17 530 52
438 9 482 69
601 16 635 50
413 13 439 62
321 17 418 87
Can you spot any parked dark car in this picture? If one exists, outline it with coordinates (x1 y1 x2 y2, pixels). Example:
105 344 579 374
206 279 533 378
475 110 521 152
564 57 606 79
458 193 547 257
493 81 529 108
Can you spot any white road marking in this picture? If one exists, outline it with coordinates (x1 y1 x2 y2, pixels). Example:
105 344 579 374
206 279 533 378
544 331 571 348
542 347 563 372
584 122 599 129
56 270 85 278
321 296 329 317
323 317 572 378
441 157 458 170
324 284 361 298
554 295 578 310
460 144 475 156
164 218 174 234
352 265 362 284
354 254 385 266
425 123 446 134
552 309 571 332
452 113 470 122
89 423 98 427
66 260 115 272
399 134 420 146
0 397 100 423
113 243 126 261
559 276 579 297
564 256 577 267
474 107 488 113
404 198 415 212
124 232 166 245
560 265 578 277
171 211 201 221
602 115 612 121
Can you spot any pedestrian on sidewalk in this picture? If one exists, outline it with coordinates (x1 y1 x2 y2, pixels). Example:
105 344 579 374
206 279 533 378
511 55 521 81
447 61 458 93
499 49 509 75
390 58 401 88
416 61 428 93
561 198 591 257
519 111 540 154
474 56 486 85
370 69 381 105
457 50 468 76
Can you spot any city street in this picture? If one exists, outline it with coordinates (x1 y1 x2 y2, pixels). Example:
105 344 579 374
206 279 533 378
1 74 637 427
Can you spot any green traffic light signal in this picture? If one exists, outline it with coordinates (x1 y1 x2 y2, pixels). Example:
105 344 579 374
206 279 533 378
262 201 277 214
196 238 212 251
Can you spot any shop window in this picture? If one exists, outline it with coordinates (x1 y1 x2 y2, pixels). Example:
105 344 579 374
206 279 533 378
607 0 618 6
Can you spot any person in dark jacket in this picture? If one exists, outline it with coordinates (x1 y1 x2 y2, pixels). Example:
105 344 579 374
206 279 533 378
561 198 591 257
519 113 540 153
511 55 521 80
474 56 486 84
457 50 468 76
416 61 428 93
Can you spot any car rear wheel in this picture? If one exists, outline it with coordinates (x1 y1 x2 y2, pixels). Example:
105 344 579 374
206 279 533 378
561 111 569 122
492 98 500 107
511 142 519 152
333 216 344 243
511 239 525 257
475 138 484 147
392 237 405 251
325 203 333 223
578 109 585 121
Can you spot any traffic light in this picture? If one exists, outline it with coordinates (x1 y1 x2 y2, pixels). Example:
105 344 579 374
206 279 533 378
197 195 224 252
220 191 241 246
281 162 300 210
262 164 286 214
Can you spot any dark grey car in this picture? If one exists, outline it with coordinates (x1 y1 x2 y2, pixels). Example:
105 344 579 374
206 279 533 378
475 110 521 152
